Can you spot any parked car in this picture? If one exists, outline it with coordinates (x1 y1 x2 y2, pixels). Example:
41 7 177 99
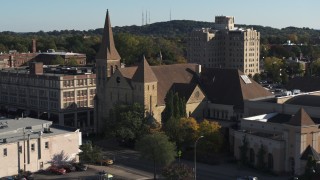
60 164 76 173
73 163 88 171
98 158 113 166
47 166 66 175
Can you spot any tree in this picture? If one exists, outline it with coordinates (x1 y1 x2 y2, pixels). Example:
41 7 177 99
162 91 186 125
108 103 149 147
51 55 65 65
66 58 79 66
256 144 266 170
162 163 193 180
253 73 261 83
164 117 198 149
136 132 176 179
304 156 316 179
78 142 103 164
239 135 249 165
263 57 283 83
197 120 223 153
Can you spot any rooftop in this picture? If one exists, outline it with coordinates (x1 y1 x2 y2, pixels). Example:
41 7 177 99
0 117 78 145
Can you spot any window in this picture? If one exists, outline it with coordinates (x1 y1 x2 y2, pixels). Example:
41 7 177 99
3 148 7 156
31 144 35 151
45 142 49 149
19 146 22 153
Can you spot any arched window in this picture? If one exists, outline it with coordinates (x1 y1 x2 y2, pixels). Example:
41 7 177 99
250 148 255 164
268 153 273 170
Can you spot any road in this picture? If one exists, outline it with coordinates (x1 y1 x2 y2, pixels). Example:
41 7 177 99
95 139 291 180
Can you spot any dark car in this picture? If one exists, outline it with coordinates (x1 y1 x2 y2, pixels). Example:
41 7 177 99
73 163 88 171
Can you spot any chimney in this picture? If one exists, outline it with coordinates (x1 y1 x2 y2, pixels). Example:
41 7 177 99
32 39 36 53
30 62 43 75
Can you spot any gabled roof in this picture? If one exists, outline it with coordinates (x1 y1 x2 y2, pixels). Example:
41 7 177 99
300 145 320 161
118 63 198 105
151 64 198 105
170 83 198 100
199 68 273 109
132 56 157 83
96 10 121 60
286 108 315 126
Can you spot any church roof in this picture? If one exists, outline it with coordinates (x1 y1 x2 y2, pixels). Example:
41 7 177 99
286 108 315 126
132 56 157 83
118 63 198 105
96 10 121 60
199 68 273 109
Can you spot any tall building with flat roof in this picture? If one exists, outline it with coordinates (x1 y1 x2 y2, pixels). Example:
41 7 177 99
187 16 260 75
0 62 96 133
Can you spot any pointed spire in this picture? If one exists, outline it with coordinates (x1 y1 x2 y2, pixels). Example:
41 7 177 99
286 108 315 126
96 9 121 60
132 56 157 83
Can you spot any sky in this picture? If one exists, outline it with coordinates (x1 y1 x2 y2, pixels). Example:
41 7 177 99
1 0 320 32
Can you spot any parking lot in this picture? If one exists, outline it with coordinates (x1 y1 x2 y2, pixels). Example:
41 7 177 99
33 164 152 180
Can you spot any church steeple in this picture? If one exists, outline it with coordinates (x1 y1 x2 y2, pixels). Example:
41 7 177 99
96 9 121 61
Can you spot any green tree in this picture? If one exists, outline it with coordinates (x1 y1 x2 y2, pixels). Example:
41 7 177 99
78 142 102 164
164 117 198 149
66 58 79 66
304 156 316 179
51 55 65 65
162 91 186 125
136 132 176 179
264 57 283 83
197 120 223 153
253 73 261 83
108 103 149 147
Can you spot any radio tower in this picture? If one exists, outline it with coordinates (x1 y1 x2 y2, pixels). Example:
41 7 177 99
170 9 171 21
142 10 144 26
145 10 148 25
148 11 150 24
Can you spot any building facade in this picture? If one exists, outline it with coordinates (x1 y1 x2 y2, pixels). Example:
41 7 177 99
187 16 260 75
0 62 96 133
231 92 320 175
0 117 81 177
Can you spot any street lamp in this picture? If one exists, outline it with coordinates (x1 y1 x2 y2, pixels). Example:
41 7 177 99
194 135 204 180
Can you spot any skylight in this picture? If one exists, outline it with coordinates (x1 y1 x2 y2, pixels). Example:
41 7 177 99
240 75 252 84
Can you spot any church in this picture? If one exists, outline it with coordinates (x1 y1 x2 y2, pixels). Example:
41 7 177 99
94 10 272 133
